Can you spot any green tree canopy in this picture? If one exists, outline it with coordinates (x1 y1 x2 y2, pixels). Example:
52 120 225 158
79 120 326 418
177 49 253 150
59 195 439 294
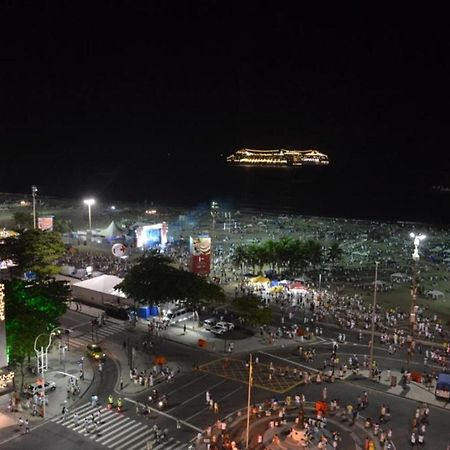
327 242 343 263
231 238 323 275
117 252 225 309
0 229 65 278
232 295 272 327
4 279 70 376
13 211 33 230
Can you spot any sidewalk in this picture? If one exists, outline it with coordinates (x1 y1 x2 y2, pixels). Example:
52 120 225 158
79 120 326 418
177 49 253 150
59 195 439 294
345 368 450 410
0 343 95 445
155 321 318 356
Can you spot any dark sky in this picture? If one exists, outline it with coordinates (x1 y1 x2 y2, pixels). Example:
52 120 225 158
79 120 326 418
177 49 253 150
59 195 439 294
1 3 449 213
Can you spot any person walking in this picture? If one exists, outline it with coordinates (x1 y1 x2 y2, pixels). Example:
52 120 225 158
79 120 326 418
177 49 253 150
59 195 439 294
322 386 328 401
73 412 80 426
25 419 30 434
84 417 90 433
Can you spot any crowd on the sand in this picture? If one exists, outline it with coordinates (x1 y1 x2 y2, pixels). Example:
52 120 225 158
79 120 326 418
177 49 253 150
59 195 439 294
57 251 132 278
59 211 450 350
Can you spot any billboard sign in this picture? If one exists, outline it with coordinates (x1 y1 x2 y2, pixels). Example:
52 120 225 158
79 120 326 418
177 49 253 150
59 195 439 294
190 235 211 274
136 222 168 249
38 216 54 231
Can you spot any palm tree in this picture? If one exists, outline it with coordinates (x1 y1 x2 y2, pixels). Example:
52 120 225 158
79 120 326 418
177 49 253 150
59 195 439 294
327 242 343 264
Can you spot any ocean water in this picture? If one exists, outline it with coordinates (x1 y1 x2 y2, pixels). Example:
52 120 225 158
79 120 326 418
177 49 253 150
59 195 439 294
123 161 450 224
48 158 449 224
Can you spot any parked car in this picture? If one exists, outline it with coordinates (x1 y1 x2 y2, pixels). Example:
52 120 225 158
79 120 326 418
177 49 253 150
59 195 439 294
24 380 56 396
210 325 227 335
216 321 235 331
86 344 106 361
203 318 218 330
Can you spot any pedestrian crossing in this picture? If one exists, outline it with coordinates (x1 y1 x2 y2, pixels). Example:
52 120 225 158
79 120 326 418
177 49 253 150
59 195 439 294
69 322 128 350
51 402 186 450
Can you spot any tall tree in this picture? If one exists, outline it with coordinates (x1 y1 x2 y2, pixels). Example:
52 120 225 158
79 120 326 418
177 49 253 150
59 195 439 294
4 279 70 388
0 229 65 278
327 242 343 264
117 252 225 309
13 211 33 230
232 295 272 327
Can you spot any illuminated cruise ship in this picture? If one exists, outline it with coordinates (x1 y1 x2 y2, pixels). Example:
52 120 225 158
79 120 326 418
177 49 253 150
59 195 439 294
226 148 329 167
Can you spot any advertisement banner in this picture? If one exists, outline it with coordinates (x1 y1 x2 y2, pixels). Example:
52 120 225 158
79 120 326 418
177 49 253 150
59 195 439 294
190 235 211 274
136 222 168 249
38 216 54 231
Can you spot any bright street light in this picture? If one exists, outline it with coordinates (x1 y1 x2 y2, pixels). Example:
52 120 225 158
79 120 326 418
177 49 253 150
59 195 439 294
407 232 426 370
83 198 95 231
410 232 426 262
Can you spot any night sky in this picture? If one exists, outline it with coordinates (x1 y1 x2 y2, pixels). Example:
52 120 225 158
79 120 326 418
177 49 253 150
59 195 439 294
1 3 449 220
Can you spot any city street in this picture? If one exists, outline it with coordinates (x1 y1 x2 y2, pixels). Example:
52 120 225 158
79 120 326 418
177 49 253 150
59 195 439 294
1 305 450 450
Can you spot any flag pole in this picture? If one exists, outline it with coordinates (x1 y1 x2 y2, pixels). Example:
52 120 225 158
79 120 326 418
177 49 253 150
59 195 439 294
246 353 253 449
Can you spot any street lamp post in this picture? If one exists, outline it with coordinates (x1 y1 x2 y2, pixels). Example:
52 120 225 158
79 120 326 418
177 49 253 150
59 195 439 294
83 198 95 231
33 327 65 418
31 185 38 229
368 261 379 379
407 232 426 371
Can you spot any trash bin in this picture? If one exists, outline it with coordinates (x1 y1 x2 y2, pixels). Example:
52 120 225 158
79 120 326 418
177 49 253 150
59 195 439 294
390 375 397 387
411 371 422 383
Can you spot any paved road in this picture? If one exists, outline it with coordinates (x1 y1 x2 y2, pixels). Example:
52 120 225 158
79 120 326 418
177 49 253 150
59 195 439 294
3 308 449 450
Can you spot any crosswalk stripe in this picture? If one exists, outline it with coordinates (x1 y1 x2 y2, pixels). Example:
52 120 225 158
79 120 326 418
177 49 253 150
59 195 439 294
86 413 124 434
53 400 186 450
104 422 145 447
152 437 177 450
55 405 110 425
50 402 90 422
83 416 130 438
115 428 156 450
97 419 139 444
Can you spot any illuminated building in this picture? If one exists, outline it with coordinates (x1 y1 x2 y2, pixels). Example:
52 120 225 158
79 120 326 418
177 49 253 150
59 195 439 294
0 283 14 395
226 148 329 167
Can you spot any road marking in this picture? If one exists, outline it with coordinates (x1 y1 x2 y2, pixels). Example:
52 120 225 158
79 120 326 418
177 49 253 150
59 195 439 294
114 427 156 450
185 385 243 421
124 397 202 432
258 350 319 372
99 420 142 445
166 379 227 413
95 418 135 443
165 373 209 396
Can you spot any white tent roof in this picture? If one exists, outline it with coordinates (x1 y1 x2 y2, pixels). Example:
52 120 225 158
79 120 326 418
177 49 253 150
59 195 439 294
73 274 126 297
99 221 123 238
390 273 409 279
426 289 444 297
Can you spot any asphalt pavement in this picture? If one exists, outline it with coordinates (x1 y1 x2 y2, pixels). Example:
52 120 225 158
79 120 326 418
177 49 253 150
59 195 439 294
1 303 450 450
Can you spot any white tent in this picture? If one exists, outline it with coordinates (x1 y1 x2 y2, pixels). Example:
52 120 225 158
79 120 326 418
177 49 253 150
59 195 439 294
426 289 444 300
99 221 123 238
390 273 410 282
71 274 131 306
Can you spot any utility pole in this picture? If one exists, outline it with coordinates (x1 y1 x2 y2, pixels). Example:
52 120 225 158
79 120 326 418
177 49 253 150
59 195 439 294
31 185 38 229
245 353 253 449
368 262 379 379
407 233 426 371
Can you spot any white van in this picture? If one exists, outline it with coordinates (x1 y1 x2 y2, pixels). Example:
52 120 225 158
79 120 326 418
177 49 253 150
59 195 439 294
163 308 193 325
